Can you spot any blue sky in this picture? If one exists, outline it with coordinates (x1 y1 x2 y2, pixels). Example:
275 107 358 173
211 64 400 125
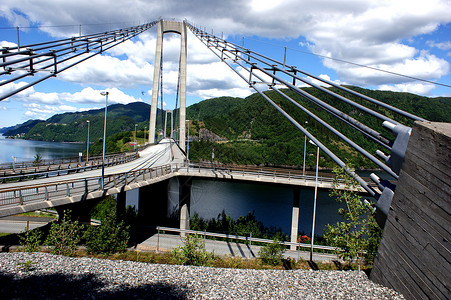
0 0 450 128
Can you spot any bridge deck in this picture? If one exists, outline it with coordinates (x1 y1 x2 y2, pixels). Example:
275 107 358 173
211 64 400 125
0 140 374 218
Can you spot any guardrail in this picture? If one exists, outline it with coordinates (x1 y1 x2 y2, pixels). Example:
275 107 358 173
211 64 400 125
181 162 376 190
0 164 174 208
178 162 340 185
0 152 138 182
155 226 340 252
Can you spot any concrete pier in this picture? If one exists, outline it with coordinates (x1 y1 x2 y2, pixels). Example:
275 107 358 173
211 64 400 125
290 187 300 250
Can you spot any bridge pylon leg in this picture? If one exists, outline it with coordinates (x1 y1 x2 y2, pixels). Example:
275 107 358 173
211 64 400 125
149 19 187 149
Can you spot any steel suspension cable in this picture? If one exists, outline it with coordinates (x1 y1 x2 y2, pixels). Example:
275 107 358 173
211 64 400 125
0 21 158 101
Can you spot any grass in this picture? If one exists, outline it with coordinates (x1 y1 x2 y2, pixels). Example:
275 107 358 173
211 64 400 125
69 249 360 271
14 211 57 218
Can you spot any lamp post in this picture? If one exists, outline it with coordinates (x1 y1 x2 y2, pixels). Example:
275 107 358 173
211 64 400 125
186 120 190 161
86 120 90 162
134 124 138 150
309 139 319 261
144 126 147 145
303 121 308 176
100 91 109 190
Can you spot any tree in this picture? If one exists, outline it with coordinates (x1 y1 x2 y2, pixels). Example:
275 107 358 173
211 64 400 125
258 237 286 266
323 164 382 269
84 205 129 255
19 227 42 252
45 210 82 256
33 153 42 166
172 234 214 266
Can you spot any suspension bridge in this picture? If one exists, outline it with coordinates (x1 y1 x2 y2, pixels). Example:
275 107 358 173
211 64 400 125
0 19 449 299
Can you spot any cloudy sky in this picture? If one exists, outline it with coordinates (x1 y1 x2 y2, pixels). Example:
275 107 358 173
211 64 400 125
0 0 450 128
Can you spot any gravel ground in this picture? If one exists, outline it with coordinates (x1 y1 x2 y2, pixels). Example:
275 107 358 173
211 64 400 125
0 252 404 299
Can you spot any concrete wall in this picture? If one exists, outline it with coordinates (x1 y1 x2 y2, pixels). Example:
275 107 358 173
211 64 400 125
370 121 450 299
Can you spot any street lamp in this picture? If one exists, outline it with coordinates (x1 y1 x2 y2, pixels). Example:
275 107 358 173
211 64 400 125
144 126 147 145
134 124 138 150
100 91 109 190
186 120 190 161
86 120 90 162
303 121 308 176
309 139 319 261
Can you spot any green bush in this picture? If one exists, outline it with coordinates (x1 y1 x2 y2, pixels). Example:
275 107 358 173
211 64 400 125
324 165 382 269
172 234 214 266
84 206 129 255
258 238 286 265
19 227 42 252
45 210 82 256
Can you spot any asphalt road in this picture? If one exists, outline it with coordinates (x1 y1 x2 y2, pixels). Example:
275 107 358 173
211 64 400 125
0 139 184 190
0 216 53 233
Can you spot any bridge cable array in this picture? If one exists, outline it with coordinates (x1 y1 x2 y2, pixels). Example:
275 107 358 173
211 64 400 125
186 21 426 217
0 21 158 102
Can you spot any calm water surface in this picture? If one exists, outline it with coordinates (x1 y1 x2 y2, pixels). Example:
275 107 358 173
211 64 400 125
167 178 345 236
0 135 86 164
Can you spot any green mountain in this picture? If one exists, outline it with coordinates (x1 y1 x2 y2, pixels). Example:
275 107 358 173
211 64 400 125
3 87 450 168
2 119 46 137
8 102 153 143
185 87 450 168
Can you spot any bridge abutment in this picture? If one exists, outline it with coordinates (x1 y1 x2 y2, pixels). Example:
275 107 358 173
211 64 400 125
370 121 451 299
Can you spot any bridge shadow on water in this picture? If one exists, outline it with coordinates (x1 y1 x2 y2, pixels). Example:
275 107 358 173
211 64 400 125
0 272 188 299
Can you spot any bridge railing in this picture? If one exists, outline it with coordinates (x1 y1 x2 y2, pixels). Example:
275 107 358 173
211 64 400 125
0 164 173 208
0 152 138 183
179 162 344 184
155 226 341 252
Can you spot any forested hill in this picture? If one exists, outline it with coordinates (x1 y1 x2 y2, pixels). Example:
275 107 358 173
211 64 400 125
185 86 450 168
2 87 450 167
3 102 153 142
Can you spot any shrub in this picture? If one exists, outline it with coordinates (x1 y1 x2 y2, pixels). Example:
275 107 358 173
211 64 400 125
19 227 42 252
45 210 82 256
324 164 382 269
258 238 285 265
172 234 214 266
84 206 129 255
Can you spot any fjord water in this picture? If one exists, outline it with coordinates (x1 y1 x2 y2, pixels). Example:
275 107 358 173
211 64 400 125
0 135 86 164
167 178 345 236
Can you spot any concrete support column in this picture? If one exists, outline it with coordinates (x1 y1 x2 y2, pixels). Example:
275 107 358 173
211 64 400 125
290 187 301 250
179 176 192 237
149 20 163 144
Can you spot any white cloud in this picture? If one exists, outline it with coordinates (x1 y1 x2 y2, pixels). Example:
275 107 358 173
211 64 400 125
0 0 450 105
379 83 436 95
67 87 141 105
427 41 451 51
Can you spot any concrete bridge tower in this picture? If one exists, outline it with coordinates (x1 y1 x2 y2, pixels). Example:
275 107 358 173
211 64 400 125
149 20 187 150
